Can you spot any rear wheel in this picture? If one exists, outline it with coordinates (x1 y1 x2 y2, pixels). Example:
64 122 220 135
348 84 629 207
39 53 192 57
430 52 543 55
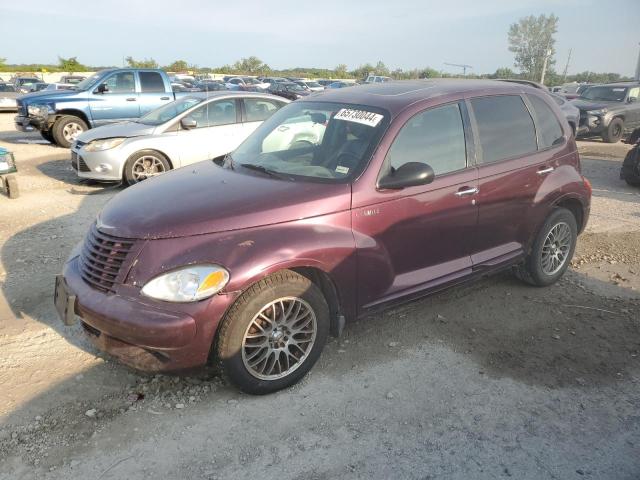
216 270 329 394
52 115 88 148
602 118 624 143
123 150 171 186
514 208 577 287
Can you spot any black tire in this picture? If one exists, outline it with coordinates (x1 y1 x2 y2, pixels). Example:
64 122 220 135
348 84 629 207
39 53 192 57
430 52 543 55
625 178 640 187
51 115 88 148
40 130 54 143
123 150 171 186
602 117 624 143
514 208 577 287
216 270 330 395
621 146 640 186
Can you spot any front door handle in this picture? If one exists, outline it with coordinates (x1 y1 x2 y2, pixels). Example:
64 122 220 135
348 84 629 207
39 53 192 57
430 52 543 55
537 166 554 175
455 186 479 197
126 98 137 102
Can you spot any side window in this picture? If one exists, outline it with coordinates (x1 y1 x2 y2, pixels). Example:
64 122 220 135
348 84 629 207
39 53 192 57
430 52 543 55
629 87 639 100
139 72 165 93
386 103 467 176
470 95 537 164
244 98 284 122
102 72 135 94
526 94 564 149
212 100 237 125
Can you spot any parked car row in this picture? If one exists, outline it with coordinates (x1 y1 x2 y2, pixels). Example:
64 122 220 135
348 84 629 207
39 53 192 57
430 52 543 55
54 79 592 395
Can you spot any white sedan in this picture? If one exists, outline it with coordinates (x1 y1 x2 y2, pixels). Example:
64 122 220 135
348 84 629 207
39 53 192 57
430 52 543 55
71 92 289 185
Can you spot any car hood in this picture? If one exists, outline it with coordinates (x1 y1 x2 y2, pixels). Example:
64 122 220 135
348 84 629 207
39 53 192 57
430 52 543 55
77 121 156 143
18 89 81 103
97 161 351 239
570 99 621 111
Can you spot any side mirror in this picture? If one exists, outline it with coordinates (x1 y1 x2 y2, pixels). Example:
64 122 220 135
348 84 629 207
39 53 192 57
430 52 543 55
180 116 197 129
378 162 435 190
95 83 108 94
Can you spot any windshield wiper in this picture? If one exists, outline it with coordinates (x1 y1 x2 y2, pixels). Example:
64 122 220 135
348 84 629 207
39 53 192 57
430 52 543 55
239 163 284 179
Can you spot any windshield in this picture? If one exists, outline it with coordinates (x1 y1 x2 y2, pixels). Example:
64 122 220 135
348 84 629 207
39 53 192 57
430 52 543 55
285 83 304 91
580 86 628 102
138 97 203 125
227 101 389 183
73 72 104 91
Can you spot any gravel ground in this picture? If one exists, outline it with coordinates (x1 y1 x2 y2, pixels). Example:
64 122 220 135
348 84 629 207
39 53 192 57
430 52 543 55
0 113 639 480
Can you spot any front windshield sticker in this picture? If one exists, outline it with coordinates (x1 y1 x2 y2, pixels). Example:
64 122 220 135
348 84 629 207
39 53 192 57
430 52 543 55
612 88 625 92
335 165 349 174
334 108 384 127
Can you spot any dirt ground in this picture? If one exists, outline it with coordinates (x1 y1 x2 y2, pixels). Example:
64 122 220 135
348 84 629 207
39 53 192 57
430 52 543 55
0 112 638 480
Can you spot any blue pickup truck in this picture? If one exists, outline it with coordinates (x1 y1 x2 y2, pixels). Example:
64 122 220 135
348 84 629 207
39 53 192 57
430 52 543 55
15 68 186 147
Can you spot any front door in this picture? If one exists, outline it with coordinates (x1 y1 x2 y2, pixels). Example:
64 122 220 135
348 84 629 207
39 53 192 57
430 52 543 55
177 98 241 166
89 71 139 125
353 101 479 309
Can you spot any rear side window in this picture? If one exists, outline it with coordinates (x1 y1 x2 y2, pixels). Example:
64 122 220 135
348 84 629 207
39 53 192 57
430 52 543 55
139 72 165 93
526 94 564 149
386 103 467 176
470 95 537 164
244 98 284 122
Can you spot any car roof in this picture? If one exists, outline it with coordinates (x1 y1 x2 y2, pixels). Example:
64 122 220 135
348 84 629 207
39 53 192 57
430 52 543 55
179 91 290 102
306 79 546 117
599 82 640 88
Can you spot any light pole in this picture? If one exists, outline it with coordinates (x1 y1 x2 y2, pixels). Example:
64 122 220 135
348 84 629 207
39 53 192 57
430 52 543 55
635 42 640 81
540 46 552 86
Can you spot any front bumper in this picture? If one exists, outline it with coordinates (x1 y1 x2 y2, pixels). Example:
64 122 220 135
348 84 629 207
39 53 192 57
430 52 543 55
70 144 124 181
576 113 606 136
60 255 239 372
14 115 38 132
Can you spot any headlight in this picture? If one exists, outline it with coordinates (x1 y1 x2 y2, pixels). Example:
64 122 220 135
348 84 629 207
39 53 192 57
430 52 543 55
587 108 607 116
27 104 51 117
141 264 230 303
84 138 126 152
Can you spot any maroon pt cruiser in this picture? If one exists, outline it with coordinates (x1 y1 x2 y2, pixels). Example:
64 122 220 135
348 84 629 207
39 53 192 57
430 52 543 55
55 80 591 394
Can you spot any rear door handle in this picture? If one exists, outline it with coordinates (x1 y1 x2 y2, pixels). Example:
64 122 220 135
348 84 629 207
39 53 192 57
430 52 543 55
126 98 137 102
160 96 170 100
455 186 479 197
537 166 554 175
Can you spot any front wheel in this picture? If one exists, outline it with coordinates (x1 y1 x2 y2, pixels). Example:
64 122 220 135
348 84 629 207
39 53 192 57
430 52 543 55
514 208 578 287
602 118 624 143
52 115 88 148
123 150 171 186
216 270 329 394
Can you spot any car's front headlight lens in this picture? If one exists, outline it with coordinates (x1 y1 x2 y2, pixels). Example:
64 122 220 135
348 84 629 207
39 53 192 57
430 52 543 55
141 264 230 303
27 104 51 117
84 137 126 152
587 108 607 116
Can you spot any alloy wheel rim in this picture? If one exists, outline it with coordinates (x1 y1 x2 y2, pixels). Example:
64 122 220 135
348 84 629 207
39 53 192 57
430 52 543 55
541 222 572 275
131 156 166 182
62 122 84 142
241 297 317 380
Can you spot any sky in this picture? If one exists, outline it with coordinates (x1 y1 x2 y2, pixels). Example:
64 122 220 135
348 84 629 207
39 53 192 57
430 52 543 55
1 0 639 76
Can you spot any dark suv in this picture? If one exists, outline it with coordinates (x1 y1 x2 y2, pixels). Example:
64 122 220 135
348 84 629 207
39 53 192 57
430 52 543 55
573 82 640 142
55 80 591 394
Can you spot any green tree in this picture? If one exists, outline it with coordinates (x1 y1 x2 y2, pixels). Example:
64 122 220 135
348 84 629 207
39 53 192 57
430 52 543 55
334 64 348 78
125 56 158 68
508 14 559 81
374 61 390 76
490 67 517 79
419 67 441 79
233 56 269 74
58 56 86 73
164 60 189 72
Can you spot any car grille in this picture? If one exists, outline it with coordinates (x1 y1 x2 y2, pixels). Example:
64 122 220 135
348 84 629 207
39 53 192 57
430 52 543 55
71 151 90 172
79 224 135 293
17 100 26 116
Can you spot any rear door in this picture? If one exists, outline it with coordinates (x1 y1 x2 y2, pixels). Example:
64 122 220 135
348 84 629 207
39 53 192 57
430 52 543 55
240 97 287 139
138 71 172 116
89 71 139 125
468 93 565 268
626 86 640 128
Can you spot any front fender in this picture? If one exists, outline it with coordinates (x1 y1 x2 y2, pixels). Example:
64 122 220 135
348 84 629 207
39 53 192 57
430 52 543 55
125 211 358 320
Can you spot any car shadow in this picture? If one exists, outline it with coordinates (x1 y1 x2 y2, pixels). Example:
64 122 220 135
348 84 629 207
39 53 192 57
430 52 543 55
581 157 640 204
35 158 123 190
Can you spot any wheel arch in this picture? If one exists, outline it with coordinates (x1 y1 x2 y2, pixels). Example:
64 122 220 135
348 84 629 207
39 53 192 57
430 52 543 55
554 196 586 233
53 109 91 129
